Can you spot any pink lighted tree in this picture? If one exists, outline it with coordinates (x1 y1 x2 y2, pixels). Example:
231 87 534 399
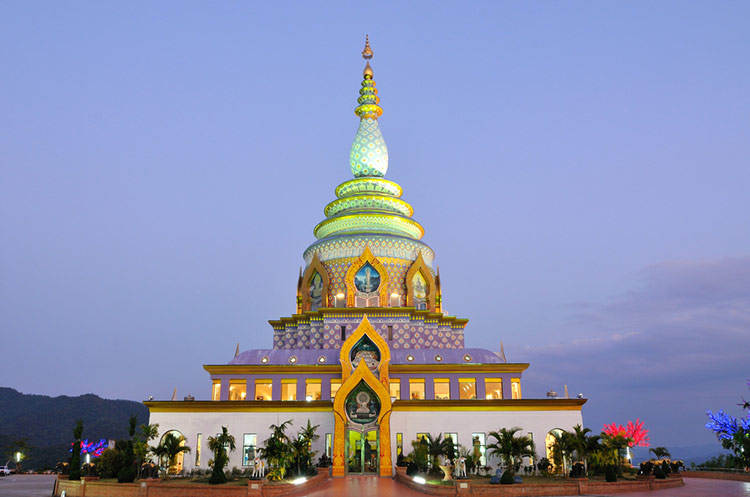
603 418 650 447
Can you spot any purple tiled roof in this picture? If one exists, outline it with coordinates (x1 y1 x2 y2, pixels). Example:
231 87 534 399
228 347 505 366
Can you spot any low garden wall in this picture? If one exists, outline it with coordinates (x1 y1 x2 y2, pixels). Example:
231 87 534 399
54 467 330 497
394 467 683 496
681 470 750 482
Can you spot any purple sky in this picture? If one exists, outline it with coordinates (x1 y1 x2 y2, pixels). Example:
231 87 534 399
2 2 749 456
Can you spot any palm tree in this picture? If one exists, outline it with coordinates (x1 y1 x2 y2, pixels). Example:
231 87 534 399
548 430 575 475
290 437 311 476
599 432 631 476
487 427 536 475
299 420 320 446
258 420 293 481
154 433 191 477
570 425 600 475
295 420 320 475
207 426 236 484
423 433 452 471
136 424 159 478
649 447 671 460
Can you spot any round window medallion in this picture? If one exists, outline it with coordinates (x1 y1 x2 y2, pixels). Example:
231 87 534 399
463 354 472 362
289 356 298 364
318 356 327 364
260 356 269 364
406 354 415 362
434 354 443 362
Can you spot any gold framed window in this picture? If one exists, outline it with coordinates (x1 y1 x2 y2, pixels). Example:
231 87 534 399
254 379 272 401
459 378 476 400
434 378 450 400
305 379 322 401
511 378 522 399
228 380 247 401
281 379 297 401
485 378 503 399
409 379 425 400
330 379 341 399
389 379 401 401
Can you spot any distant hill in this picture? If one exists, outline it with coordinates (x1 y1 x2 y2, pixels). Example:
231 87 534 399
0 387 149 470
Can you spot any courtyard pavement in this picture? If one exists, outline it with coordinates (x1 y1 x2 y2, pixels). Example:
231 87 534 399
2 474 748 497
295 476 750 497
0 474 56 497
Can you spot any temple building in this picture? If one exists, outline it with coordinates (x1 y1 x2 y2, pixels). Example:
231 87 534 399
145 38 586 477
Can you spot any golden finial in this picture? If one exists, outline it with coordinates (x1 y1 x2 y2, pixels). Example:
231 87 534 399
362 35 373 60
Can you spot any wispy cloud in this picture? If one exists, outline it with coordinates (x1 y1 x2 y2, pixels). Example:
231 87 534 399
517 257 750 450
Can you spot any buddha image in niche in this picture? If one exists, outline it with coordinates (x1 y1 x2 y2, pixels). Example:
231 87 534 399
345 387 380 424
309 271 323 310
413 272 427 300
352 339 380 371
354 263 380 294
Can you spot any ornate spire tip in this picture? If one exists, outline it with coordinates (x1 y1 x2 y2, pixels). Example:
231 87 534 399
362 35 373 60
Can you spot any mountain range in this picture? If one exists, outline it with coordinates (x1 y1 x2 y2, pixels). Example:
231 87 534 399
0 387 149 470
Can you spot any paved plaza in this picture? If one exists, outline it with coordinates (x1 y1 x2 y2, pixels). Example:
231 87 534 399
2 474 748 497
0 474 56 497
295 477 750 497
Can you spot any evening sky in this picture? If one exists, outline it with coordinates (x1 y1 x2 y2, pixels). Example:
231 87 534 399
2 1 749 456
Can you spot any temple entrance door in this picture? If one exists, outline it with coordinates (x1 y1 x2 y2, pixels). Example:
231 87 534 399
346 429 379 474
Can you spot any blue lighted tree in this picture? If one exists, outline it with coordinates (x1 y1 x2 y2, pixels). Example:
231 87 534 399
705 381 750 470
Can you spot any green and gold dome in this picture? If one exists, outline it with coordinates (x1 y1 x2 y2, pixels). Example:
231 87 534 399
300 37 437 311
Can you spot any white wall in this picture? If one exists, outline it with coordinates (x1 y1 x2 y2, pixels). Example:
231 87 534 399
391 409 584 469
150 408 582 474
149 411 335 472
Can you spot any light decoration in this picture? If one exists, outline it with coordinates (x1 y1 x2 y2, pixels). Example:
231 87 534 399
292 477 307 485
706 410 750 439
602 419 650 447
413 476 426 484
69 439 108 458
705 381 750 468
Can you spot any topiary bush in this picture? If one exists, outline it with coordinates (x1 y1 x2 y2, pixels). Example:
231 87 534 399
500 470 514 484
654 465 666 479
605 465 617 482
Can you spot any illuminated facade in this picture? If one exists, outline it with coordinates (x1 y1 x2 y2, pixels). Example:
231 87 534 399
146 38 586 477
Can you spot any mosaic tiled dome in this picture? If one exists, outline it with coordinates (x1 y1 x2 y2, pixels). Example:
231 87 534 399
303 38 435 293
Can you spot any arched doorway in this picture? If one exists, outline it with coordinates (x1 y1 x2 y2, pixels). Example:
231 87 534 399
545 429 564 474
344 381 381 474
160 430 187 474
347 428 379 474
332 315 393 477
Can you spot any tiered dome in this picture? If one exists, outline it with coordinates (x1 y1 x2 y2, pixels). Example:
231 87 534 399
304 37 433 268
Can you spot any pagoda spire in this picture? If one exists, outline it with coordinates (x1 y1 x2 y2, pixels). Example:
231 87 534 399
350 35 389 178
